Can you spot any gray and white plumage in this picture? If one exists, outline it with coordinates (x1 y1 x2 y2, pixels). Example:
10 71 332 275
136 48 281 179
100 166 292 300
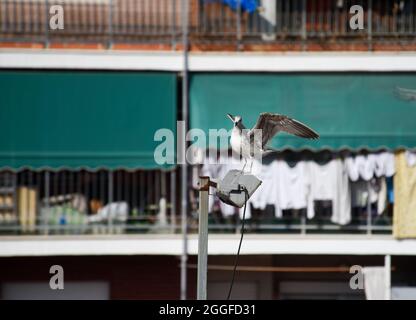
227 112 319 163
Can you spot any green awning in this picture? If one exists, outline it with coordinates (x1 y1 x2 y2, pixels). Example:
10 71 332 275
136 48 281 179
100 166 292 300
0 71 177 169
190 73 416 150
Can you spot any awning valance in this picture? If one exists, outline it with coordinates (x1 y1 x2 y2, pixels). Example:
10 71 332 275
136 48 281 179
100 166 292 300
190 73 416 150
0 71 177 169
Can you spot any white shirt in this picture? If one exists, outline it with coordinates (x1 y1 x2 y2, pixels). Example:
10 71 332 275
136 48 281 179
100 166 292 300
275 160 310 216
307 159 351 225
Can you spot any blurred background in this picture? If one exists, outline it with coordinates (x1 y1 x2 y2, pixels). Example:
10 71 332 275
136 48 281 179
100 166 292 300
1 0 416 300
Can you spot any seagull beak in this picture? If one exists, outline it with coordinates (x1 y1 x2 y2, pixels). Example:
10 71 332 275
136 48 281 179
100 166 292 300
227 113 235 122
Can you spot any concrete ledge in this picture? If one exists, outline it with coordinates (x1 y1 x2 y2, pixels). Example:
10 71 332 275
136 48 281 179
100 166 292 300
1 49 416 72
0 234 415 257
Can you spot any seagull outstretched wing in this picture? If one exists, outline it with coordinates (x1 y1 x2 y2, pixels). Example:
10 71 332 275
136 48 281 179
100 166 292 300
249 112 319 149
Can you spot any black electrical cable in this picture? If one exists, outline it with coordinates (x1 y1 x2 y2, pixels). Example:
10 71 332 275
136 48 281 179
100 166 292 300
226 186 249 300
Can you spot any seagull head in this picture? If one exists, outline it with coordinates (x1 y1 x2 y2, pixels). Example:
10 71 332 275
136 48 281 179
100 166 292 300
227 113 242 125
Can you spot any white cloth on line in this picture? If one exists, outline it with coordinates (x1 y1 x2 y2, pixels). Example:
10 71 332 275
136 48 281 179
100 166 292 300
307 159 351 225
274 160 310 217
374 152 395 177
354 155 376 181
362 267 387 300
405 150 416 167
351 180 378 208
239 160 310 219
378 177 387 215
238 159 279 219
345 157 360 182
350 177 387 215
346 152 395 182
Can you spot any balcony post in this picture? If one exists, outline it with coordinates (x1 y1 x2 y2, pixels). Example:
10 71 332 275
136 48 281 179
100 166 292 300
171 0 177 50
366 181 372 236
108 170 113 234
44 0 49 48
44 171 50 235
107 0 113 49
236 0 242 51
368 0 373 51
301 0 307 51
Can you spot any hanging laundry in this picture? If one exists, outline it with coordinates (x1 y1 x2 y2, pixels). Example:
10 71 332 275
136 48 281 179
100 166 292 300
362 267 388 300
346 152 395 181
242 160 283 219
351 180 375 208
393 150 416 239
346 152 394 216
345 157 359 182
405 150 416 167
374 152 395 178
275 160 310 217
377 177 387 215
350 178 384 213
239 159 310 220
307 159 351 225
346 155 375 181
221 0 259 13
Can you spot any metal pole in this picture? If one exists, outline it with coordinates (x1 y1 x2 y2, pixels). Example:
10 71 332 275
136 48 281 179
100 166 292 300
44 171 50 235
366 181 372 236
170 169 177 233
236 0 242 51
385 255 391 300
180 0 189 301
197 177 209 300
171 0 177 50
301 0 307 51
108 0 113 49
368 0 373 51
108 171 113 234
44 0 49 48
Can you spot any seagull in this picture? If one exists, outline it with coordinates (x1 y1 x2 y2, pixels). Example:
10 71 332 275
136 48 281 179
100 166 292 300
227 112 319 172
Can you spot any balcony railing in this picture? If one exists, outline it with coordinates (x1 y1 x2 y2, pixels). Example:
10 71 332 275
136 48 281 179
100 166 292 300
0 168 392 236
0 0 415 50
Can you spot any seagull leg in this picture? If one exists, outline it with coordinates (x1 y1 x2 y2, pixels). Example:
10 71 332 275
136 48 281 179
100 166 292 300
249 158 254 173
241 158 247 173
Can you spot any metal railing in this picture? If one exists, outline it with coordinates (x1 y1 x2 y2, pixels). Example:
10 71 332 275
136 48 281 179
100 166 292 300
0 168 392 236
0 0 415 50
0 169 179 235
0 0 182 47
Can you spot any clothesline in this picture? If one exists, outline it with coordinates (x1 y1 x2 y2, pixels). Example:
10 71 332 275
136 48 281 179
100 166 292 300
200 151 396 225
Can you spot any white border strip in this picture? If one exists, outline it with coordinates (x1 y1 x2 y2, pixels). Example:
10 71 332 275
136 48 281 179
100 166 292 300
1 235 416 257
1 50 416 72
0 50 183 71
190 52 416 72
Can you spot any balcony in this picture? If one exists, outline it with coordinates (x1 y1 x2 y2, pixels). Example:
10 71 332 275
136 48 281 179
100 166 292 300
0 168 393 237
0 0 415 51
